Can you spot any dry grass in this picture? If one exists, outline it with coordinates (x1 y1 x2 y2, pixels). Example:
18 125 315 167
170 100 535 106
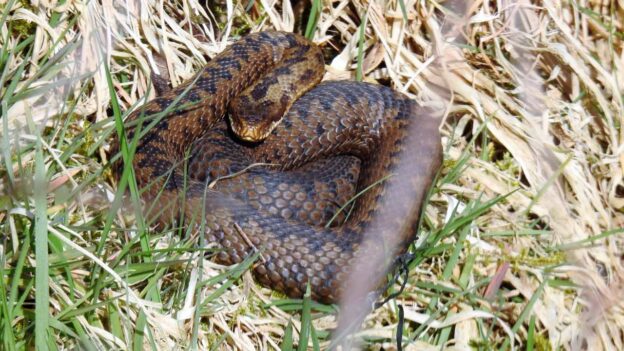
1 0 623 349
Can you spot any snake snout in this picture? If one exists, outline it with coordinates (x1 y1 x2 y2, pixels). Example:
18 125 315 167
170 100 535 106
229 116 272 142
229 93 289 142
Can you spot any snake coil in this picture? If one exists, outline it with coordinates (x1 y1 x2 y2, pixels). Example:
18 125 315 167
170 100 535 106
112 31 442 303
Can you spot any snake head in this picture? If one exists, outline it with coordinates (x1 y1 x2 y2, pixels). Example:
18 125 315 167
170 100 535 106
228 116 280 142
228 94 288 142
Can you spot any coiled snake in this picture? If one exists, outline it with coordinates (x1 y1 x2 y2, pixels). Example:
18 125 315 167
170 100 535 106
112 31 442 303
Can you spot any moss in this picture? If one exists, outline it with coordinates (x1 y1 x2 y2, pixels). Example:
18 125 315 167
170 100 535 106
77 120 96 157
10 0 37 37
505 247 566 268
533 334 553 351
468 338 496 350
442 158 458 169
11 19 36 37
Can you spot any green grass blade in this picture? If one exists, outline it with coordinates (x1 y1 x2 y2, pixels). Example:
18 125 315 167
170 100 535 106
280 320 294 351
326 173 392 227
498 279 546 351
297 284 312 351
550 227 624 251
355 10 368 82
34 129 50 348
133 311 148 351
304 0 321 39
526 314 536 351
0 254 16 350
397 0 408 22
310 323 321 351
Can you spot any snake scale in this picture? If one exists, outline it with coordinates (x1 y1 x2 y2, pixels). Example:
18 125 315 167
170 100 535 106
112 31 442 303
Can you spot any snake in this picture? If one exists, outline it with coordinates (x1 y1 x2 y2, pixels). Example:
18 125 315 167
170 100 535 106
112 31 442 304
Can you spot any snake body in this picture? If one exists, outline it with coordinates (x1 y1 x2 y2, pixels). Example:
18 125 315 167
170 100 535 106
113 31 442 303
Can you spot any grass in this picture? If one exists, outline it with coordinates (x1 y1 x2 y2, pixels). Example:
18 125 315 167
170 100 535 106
33 128 49 348
1 0 624 349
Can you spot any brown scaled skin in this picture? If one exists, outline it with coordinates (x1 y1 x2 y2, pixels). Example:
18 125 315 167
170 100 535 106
112 31 442 304
189 125 361 227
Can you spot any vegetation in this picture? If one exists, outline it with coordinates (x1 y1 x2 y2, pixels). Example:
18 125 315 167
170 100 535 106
1 0 623 349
